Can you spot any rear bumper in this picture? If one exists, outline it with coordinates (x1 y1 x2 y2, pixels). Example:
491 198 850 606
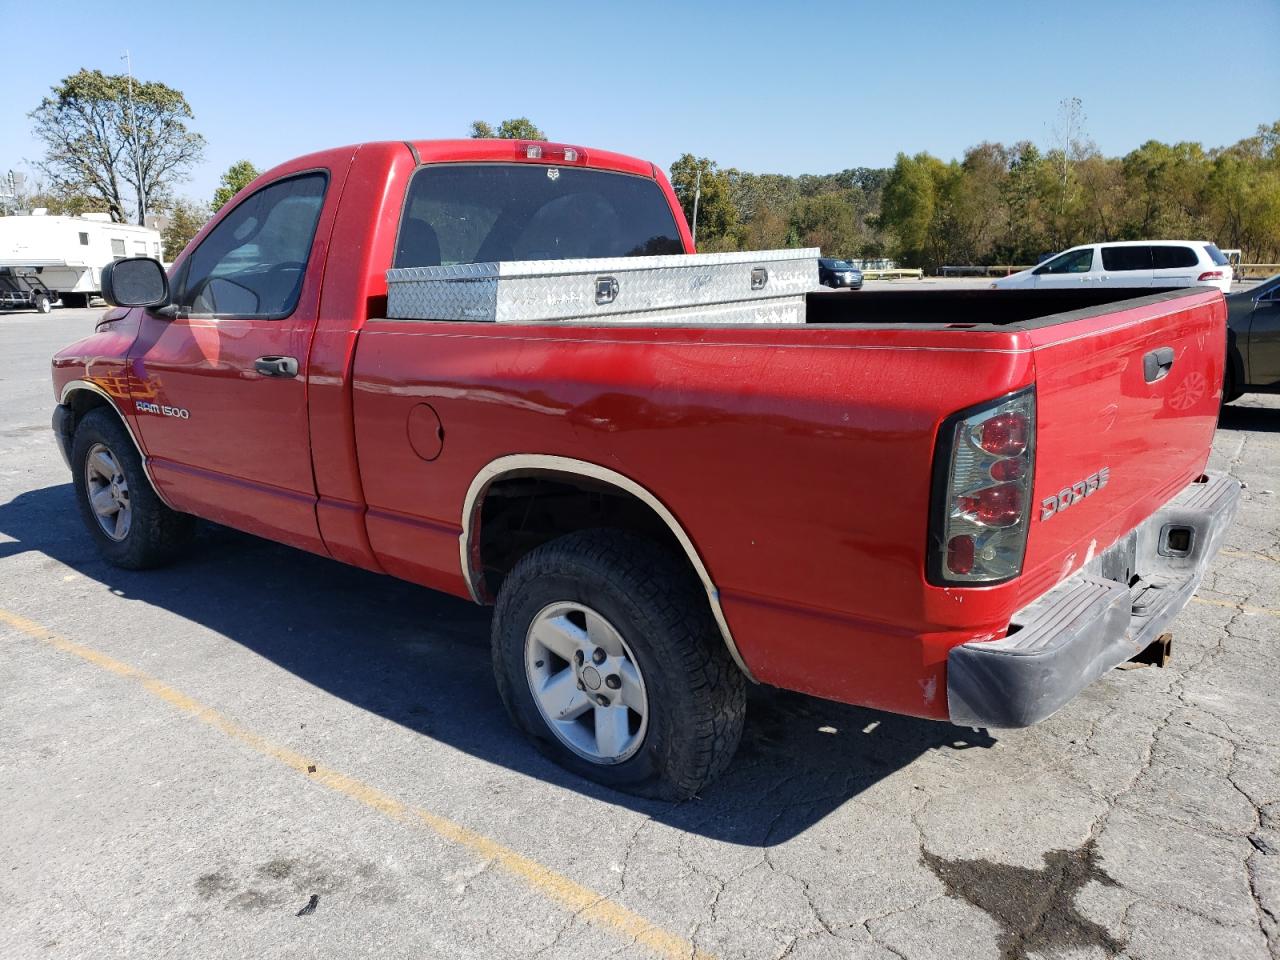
947 472 1242 728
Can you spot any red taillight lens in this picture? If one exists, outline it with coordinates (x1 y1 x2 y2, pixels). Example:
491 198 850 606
959 483 1023 527
931 388 1036 585
1197 271 1224 281
989 458 1024 481
979 413 1028 456
947 535 975 575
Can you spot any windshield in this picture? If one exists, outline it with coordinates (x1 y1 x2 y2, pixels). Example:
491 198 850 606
395 164 684 267
1203 244 1229 266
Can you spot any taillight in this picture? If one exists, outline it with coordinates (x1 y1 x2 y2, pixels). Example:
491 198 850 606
1197 270 1224 282
929 388 1036 585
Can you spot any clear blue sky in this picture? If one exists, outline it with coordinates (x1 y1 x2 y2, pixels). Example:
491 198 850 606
3 0 1277 204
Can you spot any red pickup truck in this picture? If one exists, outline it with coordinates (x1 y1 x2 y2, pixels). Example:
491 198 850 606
51 139 1240 799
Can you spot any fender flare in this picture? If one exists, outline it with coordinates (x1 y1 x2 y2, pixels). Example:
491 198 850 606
460 454 755 681
59 379 176 510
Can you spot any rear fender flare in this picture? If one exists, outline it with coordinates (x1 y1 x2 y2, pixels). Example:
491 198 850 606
460 453 755 682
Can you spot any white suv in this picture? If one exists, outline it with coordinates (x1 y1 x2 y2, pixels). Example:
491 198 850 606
993 241 1233 293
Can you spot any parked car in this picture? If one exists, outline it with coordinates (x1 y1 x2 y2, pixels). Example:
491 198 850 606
0 267 54 314
51 139 1239 799
992 241 1233 293
1224 272 1280 402
818 258 863 289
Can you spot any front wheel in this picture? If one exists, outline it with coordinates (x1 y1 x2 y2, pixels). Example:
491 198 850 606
491 530 746 799
71 408 195 568
34 293 51 314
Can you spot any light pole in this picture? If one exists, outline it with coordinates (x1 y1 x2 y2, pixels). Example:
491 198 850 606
690 164 702 248
122 50 146 225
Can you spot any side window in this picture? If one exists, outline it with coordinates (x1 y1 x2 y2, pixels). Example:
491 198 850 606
1101 246 1153 271
1035 248 1094 275
176 172 327 319
78 232 89 245
110 238 126 259
133 241 147 256
1152 246 1198 269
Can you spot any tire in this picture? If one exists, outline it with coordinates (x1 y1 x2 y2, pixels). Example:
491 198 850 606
71 407 195 568
34 293 51 314
491 529 746 800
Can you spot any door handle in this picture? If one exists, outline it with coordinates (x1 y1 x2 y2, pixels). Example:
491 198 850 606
254 356 299 378
1143 347 1175 383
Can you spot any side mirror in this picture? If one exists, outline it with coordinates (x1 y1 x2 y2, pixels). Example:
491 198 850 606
101 257 170 309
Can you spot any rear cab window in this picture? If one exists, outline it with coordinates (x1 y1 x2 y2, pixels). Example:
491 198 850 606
1101 246 1153 271
394 164 684 269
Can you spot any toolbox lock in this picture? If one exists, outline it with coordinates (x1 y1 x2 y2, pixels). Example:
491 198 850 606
595 276 619 305
750 267 769 291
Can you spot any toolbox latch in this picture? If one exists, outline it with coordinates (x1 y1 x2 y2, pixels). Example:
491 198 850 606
595 276 619 305
750 267 769 291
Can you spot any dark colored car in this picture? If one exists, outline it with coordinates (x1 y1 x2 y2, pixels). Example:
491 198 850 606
818 258 863 289
1224 273 1280 403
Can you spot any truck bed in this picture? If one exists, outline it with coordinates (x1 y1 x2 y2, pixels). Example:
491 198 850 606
377 285 1203 330
804 287 1196 328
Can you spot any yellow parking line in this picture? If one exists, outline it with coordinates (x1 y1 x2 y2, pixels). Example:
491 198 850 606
1191 596 1280 619
0 607 712 960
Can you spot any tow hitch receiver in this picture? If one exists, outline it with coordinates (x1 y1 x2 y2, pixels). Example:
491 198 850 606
1125 632 1173 669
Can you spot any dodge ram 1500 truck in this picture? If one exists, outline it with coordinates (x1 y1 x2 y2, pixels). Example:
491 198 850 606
51 138 1241 799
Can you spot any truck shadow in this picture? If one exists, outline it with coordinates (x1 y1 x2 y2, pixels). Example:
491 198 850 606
1218 403 1280 433
0 483 995 847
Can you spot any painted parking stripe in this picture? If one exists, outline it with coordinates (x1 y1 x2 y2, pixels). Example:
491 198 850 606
0 607 713 960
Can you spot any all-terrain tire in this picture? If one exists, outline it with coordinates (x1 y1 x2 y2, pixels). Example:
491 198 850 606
491 529 746 800
71 407 195 569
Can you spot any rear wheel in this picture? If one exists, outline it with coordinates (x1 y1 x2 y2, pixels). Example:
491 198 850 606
491 529 746 799
34 293 51 314
71 408 195 568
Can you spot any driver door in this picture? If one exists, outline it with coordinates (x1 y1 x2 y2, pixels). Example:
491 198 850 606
128 169 340 554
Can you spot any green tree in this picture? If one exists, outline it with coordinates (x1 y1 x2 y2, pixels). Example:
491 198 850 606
11 179 99 217
668 154 738 249
29 69 205 224
211 160 261 212
880 152 947 267
469 117 546 140
160 198 209 260
788 193 862 257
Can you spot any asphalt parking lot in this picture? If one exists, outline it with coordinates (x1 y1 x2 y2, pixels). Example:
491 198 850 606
2 305 1277 960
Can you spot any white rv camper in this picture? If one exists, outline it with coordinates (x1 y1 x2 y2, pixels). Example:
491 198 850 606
0 213 162 308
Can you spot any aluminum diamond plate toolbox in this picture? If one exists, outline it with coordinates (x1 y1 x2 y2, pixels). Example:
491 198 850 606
385 248 819 323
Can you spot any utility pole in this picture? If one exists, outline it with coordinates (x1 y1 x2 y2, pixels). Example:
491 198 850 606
690 164 702 248
122 50 146 225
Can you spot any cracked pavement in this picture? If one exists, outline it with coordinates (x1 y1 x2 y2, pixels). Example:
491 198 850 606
2 308 1278 959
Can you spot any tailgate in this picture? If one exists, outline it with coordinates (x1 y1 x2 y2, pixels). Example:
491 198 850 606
1016 288 1225 603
